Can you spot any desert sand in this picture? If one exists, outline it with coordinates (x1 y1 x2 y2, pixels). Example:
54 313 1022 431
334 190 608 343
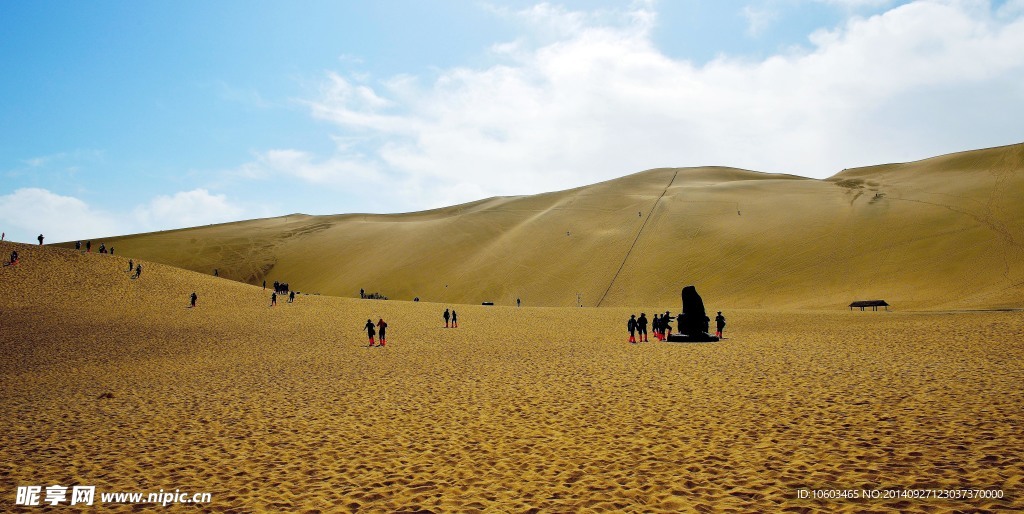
2 242 1021 512
76 143 1024 311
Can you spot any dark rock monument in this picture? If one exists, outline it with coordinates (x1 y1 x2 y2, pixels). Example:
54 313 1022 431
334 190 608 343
666 285 719 343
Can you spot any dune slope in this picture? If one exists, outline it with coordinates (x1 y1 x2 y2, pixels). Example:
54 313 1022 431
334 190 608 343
71 143 1024 310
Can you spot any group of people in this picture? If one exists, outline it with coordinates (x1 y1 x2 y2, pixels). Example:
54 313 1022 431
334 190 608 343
443 308 458 328
127 260 142 279
364 318 388 346
269 290 297 306
627 311 727 343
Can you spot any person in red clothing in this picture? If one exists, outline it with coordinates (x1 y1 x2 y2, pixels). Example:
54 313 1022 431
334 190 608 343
376 318 388 346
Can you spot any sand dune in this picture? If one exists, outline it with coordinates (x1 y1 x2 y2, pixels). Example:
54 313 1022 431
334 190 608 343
67 143 1024 311
2 242 1021 512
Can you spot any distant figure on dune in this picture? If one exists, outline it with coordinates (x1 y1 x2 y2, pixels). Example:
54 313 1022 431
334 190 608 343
517 298 521 308
190 292 197 308
288 291 295 303
133 264 142 279
99 243 106 254
5 250 19 266
37 234 44 246
360 288 365 299
86 240 91 252
263 280 266 290
128 259 134 272
715 311 726 339
365 319 376 346
270 292 277 307
444 308 450 328
451 309 458 328
627 314 637 344
1 232 4 241
376 318 388 346
663 311 673 337
214 269 218 277
75 240 81 251
638 313 649 342
652 313 661 341
109 247 114 255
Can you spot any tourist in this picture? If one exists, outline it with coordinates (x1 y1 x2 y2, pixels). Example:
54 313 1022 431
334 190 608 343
376 318 388 346
365 319 376 346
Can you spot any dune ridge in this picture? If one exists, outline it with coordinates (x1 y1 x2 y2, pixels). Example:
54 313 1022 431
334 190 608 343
68 143 1024 311
65 143 1024 311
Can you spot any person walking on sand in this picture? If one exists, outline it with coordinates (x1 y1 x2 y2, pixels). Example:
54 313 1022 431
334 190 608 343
75 240 81 251
86 240 91 252
638 313 649 342
517 298 521 308
133 264 142 279
365 319 377 346
627 314 638 344
128 259 134 272
443 308 450 328
263 280 266 290
715 311 726 339
270 292 277 307
664 311 673 338
288 290 295 303
451 309 458 328
37 234 44 246
190 292 197 308
376 318 388 346
109 247 114 255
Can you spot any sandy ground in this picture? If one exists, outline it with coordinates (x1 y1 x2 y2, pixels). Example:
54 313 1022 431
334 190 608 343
1 242 1022 512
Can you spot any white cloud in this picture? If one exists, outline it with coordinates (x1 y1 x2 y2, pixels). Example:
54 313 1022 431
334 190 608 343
235 148 383 185
132 189 244 232
0 188 120 242
814 0 894 8
0 187 247 242
277 0 1024 211
742 5 779 36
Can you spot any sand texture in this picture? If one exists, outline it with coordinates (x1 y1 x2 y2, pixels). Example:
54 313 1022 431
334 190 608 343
2 242 1022 512
70 143 1024 311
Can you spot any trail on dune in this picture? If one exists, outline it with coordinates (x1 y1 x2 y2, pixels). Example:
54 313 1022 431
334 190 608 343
596 170 679 307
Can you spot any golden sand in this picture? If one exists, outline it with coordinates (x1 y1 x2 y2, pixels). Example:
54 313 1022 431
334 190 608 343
1 242 1021 512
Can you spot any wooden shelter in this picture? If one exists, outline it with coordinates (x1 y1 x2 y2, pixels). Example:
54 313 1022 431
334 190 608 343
849 300 889 311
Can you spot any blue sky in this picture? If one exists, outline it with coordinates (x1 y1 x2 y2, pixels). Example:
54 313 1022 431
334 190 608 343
2 0 1023 243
